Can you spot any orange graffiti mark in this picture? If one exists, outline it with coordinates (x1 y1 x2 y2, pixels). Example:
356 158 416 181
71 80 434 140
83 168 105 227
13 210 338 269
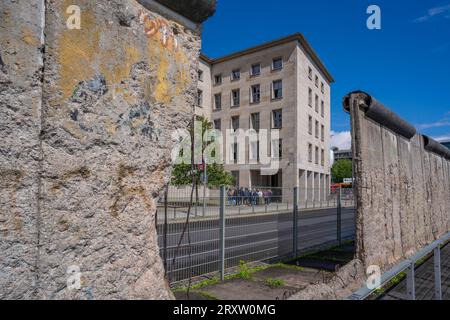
139 11 178 52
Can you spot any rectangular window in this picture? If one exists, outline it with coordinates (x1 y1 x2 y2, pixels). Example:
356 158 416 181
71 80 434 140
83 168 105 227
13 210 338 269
251 63 261 76
315 94 319 112
272 57 283 70
321 125 324 141
308 67 313 80
321 82 324 93
315 120 319 138
231 89 240 107
250 141 260 162
214 119 221 131
321 149 325 166
279 139 283 159
321 100 324 117
250 113 260 132
214 93 222 110
251 84 261 103
272 109 282 129
231 69 241 81
231 116 240 132
308 116 313 135
197 89 203 107
315 146 319 165
272 80 283 99
198 70 204 82
308 88 313 106
231 171 240 187
231 143 238 164
308 143 313 162
214 74 222 85
315 75 319 87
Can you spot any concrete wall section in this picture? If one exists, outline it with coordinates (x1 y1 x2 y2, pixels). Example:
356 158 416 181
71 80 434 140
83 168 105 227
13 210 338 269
345 92 450 270
1 0 212 300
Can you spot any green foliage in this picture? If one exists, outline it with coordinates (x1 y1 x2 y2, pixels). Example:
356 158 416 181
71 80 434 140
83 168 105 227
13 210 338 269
236 260 251 280
170 115 235 187
331 159 353 183
265 278 285 288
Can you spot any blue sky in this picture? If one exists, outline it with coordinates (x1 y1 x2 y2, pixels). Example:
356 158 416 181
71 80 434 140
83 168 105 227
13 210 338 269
201 0 450 148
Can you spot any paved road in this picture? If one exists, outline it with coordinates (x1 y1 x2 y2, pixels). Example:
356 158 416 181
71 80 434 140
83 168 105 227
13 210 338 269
157 207 356 283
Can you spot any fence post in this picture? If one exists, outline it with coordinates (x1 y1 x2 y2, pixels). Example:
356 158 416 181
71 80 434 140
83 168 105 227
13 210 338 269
337 188 342 245
434 246 442 300
293 187 299 258
407 262 416 300
219 185 226 281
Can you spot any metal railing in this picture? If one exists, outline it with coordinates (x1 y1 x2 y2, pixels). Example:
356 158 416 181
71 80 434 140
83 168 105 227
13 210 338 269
157 187 356 285
348 231 450 300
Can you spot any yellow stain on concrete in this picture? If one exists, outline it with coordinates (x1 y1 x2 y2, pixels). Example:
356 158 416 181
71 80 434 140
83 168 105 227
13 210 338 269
57 1 191 106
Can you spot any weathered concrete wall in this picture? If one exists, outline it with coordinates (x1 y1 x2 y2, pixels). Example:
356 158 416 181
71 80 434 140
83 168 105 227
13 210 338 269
1 0 212 299
344 92 450 270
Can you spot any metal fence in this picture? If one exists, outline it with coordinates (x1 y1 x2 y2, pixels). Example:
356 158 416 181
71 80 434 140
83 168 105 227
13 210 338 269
156 187 356 285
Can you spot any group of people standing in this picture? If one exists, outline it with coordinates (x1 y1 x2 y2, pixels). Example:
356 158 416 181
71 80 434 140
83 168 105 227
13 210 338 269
227 187 273 206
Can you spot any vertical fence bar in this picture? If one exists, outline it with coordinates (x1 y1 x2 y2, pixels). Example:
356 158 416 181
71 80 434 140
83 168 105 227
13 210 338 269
163 185 168 274
219 185 225 281
407 262 416 300
434 246 442 300
293 187 298 257
337 188 342 245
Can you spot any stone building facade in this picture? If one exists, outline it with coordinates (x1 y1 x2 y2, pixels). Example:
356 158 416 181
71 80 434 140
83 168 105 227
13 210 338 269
196 34 334 202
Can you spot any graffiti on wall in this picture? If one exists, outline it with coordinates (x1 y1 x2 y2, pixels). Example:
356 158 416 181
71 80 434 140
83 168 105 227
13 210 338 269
139 11 178 52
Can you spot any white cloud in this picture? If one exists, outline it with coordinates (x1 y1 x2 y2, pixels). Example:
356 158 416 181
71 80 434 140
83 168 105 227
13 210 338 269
433 134 450 142
331 131 352 150
414 4 450 23
416 120 450 130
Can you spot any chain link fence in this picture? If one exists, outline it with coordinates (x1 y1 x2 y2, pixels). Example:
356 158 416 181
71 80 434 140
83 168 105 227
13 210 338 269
156 187 355 285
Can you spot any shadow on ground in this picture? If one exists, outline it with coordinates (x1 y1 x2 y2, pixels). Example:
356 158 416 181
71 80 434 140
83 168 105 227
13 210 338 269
173 241 355 300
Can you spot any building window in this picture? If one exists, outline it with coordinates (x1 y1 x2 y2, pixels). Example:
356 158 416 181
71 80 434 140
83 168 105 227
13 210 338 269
231 89 240 107
214 93 222 110
315 146 319 165
321 149 325 166
250 141 259 162
251 63 261 76
315 95 319 113
271 139 282 159
231 143 239 164
231 69 241 81
315 75 319 87
250 113 260 132
321 82 324 93
214 119 221 131
308 143 313 162
231 171 240 187
321 125 324 141
321 100 324 117
308 67 313 80
272 109 282 129
308 88 313 106
197 89 203 107
272 57 283 71
308 116 313 135
315 120 319 138
214 74 222 85
272 80 283 99
251 84 261 104
198 70 204 82
231 116 240 132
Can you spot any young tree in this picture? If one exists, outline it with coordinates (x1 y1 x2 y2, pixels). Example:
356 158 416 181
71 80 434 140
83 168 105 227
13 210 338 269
171 116 235 188
331 159 353 183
